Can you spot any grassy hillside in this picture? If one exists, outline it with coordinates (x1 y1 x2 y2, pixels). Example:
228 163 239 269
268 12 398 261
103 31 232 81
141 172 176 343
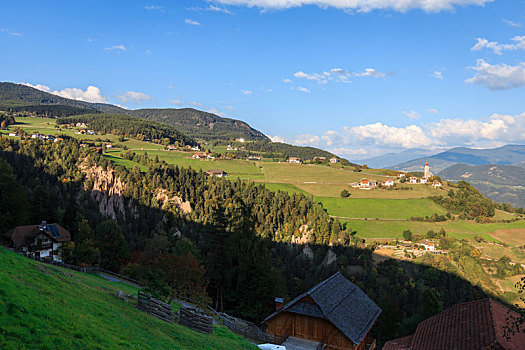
0 248 255 350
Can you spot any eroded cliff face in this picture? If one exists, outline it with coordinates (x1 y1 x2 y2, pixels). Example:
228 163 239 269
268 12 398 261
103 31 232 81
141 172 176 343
82 165 192 220
84 165 126 220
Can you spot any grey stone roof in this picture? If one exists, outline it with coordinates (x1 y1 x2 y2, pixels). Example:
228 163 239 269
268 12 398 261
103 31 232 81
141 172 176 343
263 272 381 346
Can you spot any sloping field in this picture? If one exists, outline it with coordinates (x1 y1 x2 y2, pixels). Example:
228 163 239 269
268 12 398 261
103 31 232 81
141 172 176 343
317 198 447 219
0 248 255 350
488 228 525 245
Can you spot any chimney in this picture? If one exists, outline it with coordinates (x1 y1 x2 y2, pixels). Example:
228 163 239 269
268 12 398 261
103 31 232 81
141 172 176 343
275 297 284 311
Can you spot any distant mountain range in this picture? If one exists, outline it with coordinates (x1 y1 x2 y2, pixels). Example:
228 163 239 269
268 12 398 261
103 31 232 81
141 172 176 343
0 82 268 141
392 145 525 173
355 148 438 169
388 145 525 208
438 163 525 208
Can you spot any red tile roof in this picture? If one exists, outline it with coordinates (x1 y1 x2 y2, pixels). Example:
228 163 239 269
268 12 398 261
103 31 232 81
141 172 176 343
384 298 525 350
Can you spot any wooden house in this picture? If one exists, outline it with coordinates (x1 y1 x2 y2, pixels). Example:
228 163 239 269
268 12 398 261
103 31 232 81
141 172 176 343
263 272 381 350
383 298 525 350
4 222 71 262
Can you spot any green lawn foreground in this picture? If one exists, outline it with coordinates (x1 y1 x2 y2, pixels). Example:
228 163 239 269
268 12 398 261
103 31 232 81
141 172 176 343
0 247 256 350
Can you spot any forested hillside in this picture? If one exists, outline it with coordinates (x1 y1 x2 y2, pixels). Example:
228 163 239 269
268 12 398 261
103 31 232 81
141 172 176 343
58 114 198 147
1 136 503 344
129 108 269 141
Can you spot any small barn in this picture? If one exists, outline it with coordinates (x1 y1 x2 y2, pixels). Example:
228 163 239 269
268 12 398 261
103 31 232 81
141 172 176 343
262 272 381 350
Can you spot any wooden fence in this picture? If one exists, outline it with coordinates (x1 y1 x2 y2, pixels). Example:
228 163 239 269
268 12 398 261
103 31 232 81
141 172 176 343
209 307 275 343
179 307 213 335
137 291 173 323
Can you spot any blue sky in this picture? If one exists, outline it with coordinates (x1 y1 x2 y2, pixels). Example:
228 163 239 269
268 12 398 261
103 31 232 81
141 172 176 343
1 0 524 160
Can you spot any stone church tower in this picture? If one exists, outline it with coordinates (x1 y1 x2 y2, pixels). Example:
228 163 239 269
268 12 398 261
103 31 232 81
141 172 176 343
424 162 433 179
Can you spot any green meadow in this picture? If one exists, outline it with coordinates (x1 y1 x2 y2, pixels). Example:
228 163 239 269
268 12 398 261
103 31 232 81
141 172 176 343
0 247 255 350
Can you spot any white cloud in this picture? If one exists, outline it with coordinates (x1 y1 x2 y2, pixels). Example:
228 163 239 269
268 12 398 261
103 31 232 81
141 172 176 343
207 107 226 116
428 114 525 145
294 134 320 146
428 108 440 115
210 0 491 13
23 83 107 103
269 135 288 143
190 5 233 13
283 78 292 83
432 71 443 80
471 36 525 55
224 105 235 111
117 91 152 104
242 90 252 95
465 59 525 90
144 5 165 12
185 19 201 26
329 147 368 156
1 28 23 37
292 67 388 87
188 101 204 108
503 19 522 28
169 99 182 106
103 45 127 52
144 49 152 55
402 110 421 120
295 86 311 93
345 123 435 149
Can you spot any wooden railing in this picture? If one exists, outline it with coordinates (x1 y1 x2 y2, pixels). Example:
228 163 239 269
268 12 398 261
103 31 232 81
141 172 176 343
208 306 275 342
137 291 173 323
179 307 213 334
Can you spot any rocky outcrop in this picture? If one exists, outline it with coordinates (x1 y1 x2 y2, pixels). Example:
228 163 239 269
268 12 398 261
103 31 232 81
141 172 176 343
155 189 192 213
84 165 126 220
322 249 337 266
302 244 314 260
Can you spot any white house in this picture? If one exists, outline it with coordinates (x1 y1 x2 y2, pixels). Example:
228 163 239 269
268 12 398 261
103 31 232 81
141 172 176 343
409 177 418 184
432 180 442 188
384 178 395 187
4 222 71 262
420 178 427 184
288 157 302 164
397 172 406 178
206 169 227 177
330 157 339 164
420 240 436 251
8 132 18 137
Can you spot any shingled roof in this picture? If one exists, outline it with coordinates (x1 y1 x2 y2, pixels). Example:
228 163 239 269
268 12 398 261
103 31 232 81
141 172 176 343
383 298 525 350
262 272 381 346
5 223 71 248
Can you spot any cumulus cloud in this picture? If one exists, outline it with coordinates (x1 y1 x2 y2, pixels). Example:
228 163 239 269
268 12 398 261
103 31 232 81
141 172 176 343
117 91 152 104
23 83 108 103
465 59 525 90
471 36 525 55
207 107 226 116
211 0 492 13
103 45 127 52
169 99 182 106
242 90 252 95
185 19 201 26
432 71 443 80
345 123 435 149
402 110 421 120
269 135 288 143
188 101 204 107
283 78 292 83
273 112 525 159
428 108 439 115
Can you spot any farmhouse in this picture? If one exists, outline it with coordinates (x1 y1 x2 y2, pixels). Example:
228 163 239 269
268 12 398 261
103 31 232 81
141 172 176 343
4 222 71 262
8 132 18 137
409 177 418 184
432 180 442 188
206 169 227 177
313 156 326 162
397 172 406 178
330 157 339 163
383 298 525 350
288 157 302 164
420 239 436 251
192 152 209 159
384 178 394 187
263 272 381 350
419 178 427 184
